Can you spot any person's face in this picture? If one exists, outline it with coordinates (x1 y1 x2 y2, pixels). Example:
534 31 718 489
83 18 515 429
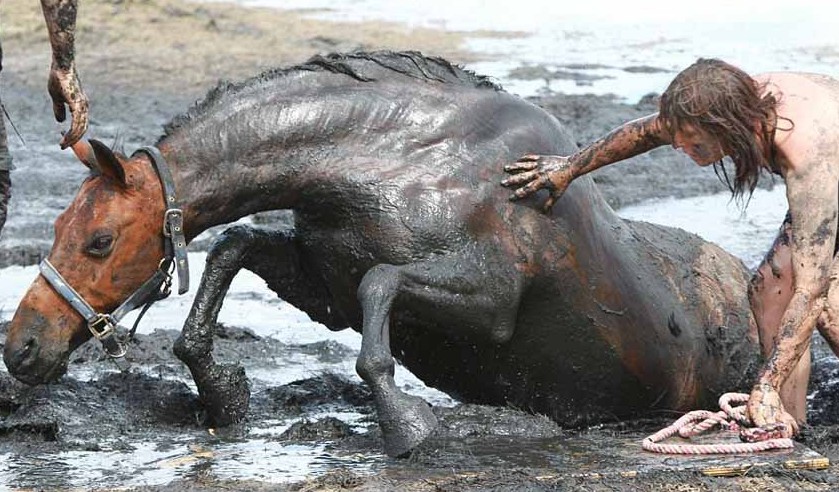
671 124 727 166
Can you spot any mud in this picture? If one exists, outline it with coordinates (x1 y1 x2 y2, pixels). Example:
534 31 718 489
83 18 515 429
0 0 833 490
2 319 839 491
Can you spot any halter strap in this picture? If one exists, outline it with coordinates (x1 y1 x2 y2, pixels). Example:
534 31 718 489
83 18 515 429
38 145 189 363
39 258 172 359
134 145 190 294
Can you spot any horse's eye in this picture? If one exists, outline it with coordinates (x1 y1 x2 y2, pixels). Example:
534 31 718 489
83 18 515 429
87 235 114 257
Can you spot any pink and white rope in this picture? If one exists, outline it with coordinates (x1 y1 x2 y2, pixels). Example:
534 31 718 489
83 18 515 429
642 393 795 454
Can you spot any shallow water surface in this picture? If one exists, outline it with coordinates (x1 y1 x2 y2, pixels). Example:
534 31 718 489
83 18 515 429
235 0 839 101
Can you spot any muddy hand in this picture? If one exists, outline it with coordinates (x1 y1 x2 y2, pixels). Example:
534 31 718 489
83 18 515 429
501 154 574 213
48 65 89 149
746 384 799 439
740 423 791 443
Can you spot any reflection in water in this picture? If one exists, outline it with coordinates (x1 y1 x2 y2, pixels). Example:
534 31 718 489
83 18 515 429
2 454 74 490
0 430 386 489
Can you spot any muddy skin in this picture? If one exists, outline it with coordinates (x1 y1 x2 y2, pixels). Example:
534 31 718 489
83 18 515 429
503 114 667 209
747 126 839 431
40 0 79 71
6 51 767 459
568 113 667 176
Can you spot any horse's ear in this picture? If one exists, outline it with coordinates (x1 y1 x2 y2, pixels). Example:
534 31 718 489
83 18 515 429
112 129 127 159
70 139 102 173
89 139 127 188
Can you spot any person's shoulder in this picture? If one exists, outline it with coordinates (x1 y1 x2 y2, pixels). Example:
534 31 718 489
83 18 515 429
755 71 839 89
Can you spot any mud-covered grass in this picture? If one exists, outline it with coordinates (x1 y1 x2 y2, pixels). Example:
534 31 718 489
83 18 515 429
2 0 478 93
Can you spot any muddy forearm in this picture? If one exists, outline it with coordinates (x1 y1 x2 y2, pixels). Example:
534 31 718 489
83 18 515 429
756 290 822 389
567 113 668 178
40 0 78 70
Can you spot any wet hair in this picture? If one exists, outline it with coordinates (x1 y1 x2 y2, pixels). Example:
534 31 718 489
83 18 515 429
659 58 792 202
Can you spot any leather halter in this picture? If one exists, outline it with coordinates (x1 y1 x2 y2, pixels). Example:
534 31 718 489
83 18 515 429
38 146 190 361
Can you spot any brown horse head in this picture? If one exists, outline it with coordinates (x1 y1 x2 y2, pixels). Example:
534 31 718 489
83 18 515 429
4 140 166 384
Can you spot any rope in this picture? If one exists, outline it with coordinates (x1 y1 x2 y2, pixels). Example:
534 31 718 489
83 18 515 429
642 393 795 454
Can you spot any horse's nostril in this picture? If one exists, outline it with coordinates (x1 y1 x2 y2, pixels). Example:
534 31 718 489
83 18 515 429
9 337 39 369
22 338 36 357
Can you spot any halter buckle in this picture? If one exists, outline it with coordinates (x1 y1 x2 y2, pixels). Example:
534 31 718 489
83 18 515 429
163 208 183 238
89 313 128 359
88 313 117 340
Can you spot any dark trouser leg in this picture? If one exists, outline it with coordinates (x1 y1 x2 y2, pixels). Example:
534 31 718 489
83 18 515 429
0 170 9 238
0 106 11 238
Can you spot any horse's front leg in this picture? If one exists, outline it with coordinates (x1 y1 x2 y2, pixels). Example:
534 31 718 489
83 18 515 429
356 246 526 457
174 224 297 426
173 226 265 426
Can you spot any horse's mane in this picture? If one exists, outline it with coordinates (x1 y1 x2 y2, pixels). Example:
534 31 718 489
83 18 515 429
161 50 503 139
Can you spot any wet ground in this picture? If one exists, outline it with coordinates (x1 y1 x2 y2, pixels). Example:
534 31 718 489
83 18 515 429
2 318 839 491
1 0 838 490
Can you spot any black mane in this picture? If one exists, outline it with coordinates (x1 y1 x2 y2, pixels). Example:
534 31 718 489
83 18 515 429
161 50 503 139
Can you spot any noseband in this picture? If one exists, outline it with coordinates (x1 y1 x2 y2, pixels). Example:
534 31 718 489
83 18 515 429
38 146 190 361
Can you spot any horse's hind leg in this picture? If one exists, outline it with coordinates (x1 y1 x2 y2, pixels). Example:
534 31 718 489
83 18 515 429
174 224 313 426
356 247 525 457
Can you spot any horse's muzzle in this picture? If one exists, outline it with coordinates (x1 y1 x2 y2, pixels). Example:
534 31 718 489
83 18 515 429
4 308 70 385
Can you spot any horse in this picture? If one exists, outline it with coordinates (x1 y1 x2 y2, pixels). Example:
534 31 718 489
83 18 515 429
4 51 761 457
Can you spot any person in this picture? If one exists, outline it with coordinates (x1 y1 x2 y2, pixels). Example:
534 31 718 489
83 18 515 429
501 57 839 438
0 0 89 237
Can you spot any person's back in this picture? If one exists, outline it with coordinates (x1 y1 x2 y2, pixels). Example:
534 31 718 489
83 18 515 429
755 72 839 179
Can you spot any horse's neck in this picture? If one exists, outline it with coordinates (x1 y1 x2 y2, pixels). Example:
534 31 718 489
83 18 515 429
160 141 303 242
156 93 343 241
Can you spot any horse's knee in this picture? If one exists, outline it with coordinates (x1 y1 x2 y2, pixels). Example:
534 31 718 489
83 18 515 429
206 224 259 269
489 319 516 345
356 349 395 384
357 264 400 305
173 324 212 364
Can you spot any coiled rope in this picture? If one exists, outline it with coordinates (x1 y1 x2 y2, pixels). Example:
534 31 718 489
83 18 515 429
642 393 795 454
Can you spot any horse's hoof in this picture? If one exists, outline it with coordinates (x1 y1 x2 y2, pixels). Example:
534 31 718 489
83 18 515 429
378 393 438 458
196 363 251 426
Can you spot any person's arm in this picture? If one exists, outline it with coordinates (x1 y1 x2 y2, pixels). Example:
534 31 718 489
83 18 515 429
747 157 839 435
40 0 89 148
501 113 670 212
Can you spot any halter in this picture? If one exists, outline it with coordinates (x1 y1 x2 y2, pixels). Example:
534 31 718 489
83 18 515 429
38 146 190 363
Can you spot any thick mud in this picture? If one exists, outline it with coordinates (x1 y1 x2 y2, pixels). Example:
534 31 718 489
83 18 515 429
2 318 839 491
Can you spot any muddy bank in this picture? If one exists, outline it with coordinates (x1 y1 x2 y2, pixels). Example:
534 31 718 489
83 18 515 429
0 318 838 491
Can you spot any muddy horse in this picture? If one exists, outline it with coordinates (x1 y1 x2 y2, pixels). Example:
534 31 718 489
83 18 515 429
5 51 761 457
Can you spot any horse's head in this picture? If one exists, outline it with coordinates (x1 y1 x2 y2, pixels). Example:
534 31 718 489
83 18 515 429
4 140 167 384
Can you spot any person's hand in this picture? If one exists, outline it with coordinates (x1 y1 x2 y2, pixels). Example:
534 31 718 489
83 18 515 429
48 64 89 149
501 154 574 213
746 383 799 440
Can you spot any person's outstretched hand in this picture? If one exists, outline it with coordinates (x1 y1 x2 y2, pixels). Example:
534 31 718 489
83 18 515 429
501 154 574 213
746 383 799 440
48 64 89 149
